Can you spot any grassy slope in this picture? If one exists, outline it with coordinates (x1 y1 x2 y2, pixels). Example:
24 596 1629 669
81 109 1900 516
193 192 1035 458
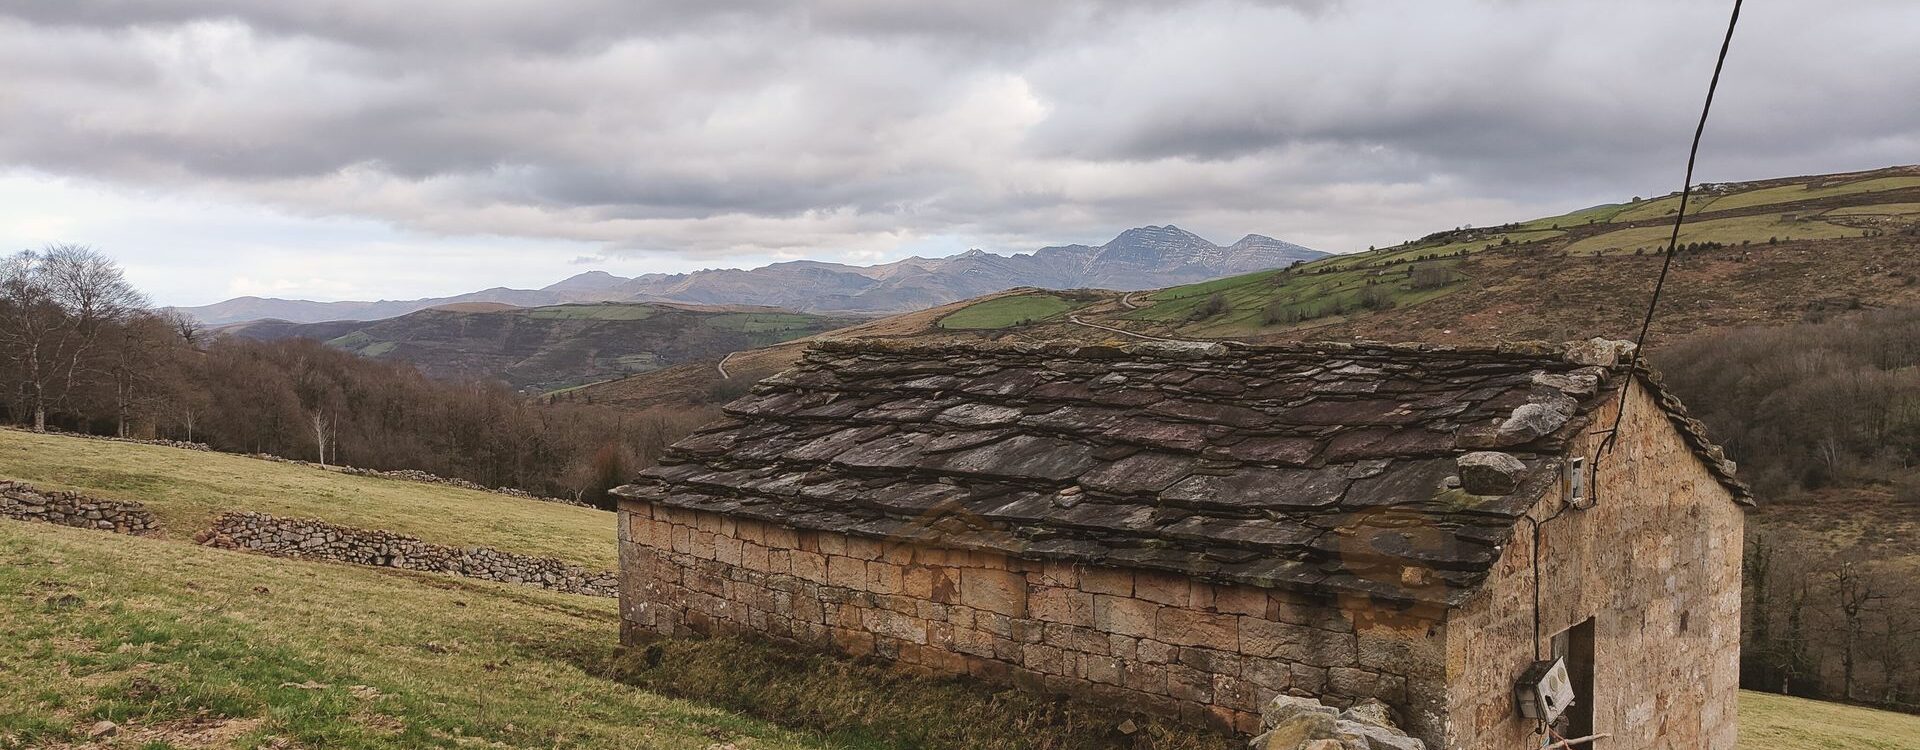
936 292 1084 329
0 430 614 569
1081 165 1920 342
1741 690 1920 750
0 521 828 750
1 436 1912 748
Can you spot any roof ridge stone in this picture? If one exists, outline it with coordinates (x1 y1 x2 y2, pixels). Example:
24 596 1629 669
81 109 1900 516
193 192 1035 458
808 336 1639 368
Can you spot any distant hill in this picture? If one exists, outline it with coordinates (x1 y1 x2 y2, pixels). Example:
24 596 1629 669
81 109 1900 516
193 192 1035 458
218 302 863 392
581 164 1920 406
1061 164 1920 344
172 226 1326 324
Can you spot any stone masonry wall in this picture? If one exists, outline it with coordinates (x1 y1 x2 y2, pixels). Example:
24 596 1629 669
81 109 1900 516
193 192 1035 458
618 500 1447 736
202 511 618 598
1442 384 1743 749
0 480 160 536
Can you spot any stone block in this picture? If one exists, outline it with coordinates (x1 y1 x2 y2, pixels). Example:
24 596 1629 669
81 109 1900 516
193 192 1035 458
790 551 828 583
960 568 1028 617
1156 608 1239 649
1080 566 1134 596
1029 586 1095 627
1135 571 1191 606
846 535 883 561
866 561 904 595
1093 595 1159 638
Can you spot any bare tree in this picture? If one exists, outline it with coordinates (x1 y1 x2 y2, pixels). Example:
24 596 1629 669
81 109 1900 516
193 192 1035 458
0 245 148 431
1828 558 1890 701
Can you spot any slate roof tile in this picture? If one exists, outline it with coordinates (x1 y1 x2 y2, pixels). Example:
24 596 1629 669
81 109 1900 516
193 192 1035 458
615 337 1750 607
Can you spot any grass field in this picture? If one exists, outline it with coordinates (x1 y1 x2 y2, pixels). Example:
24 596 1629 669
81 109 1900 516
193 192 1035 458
1125 262 1464 336
1563 213 1867 256
1092 167 1920 339
0 430 615 569
703 312 834 333
4 433 1916 749
1740 690 1920 750
523 304 662 321
0 520 825 750
936 292 1083 329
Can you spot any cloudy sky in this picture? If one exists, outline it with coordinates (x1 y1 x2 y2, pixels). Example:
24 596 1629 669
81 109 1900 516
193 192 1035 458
2 0 1916 306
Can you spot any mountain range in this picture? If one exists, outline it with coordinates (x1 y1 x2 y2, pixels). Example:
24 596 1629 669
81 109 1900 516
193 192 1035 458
174 226 1325 324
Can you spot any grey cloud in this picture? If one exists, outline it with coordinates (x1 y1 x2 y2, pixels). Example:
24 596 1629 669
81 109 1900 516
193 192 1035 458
0 0 1915 263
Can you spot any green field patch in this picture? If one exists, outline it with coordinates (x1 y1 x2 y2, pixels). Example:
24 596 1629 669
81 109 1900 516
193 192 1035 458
1609 193 1720 224
1706 175 1920 213
0 522 842 750
701 313 822 333
1143 268 1283 302
324 332 396 357
610 353 664 370
1563 213 1870 256
1823 201 1920 218
0 430 616 569
1516 202 1631 230
1128 261 1465 334
524 304 661 321
325 331 373 349
936 293 1083 329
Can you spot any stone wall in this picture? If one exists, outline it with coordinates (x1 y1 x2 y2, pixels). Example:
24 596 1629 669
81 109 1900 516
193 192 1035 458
6 426 589 508
618 500 1443 736
0 480 160 536
1442 384 1743 749
202 511 617 598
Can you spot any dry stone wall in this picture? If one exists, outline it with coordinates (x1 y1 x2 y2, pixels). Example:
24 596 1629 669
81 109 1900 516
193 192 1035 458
0 480 160 535
203 511 617 598
620 500 1445 736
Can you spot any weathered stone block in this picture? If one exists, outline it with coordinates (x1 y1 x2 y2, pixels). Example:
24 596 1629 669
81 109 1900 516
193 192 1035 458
1029 586 1095 627
960 567 1028 617
1093 594 1159 638
1156 608 1239 649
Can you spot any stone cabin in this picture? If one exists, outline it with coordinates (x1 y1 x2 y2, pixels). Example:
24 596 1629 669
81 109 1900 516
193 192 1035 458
613 338 1749 749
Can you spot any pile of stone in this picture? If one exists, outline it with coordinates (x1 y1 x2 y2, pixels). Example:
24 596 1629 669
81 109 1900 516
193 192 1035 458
1250 696 1424 750
198 511 617 597
0 480 161 536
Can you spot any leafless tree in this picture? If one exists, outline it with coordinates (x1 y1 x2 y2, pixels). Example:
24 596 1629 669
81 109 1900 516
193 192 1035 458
0 245 149 431
1828 558 1890 701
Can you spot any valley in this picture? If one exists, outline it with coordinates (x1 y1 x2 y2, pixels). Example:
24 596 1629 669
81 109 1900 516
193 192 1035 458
220 302 864 393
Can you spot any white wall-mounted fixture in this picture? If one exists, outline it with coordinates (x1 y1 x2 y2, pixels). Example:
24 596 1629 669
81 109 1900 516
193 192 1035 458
1515 657 1577 723
1568 456 1589 509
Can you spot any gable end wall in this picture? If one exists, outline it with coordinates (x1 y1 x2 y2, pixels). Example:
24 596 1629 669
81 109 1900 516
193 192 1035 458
1443 382 1744 749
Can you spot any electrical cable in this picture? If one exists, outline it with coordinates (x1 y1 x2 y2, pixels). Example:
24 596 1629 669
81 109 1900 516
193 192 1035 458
1595 0 1745 460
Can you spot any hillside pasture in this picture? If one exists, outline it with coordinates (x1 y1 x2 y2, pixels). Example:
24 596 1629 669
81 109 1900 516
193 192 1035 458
1706 174 1920 213
0 430 616 569
523 303 662 321
1 434 1915 749
936 292 1084 329
1563 213 1869 256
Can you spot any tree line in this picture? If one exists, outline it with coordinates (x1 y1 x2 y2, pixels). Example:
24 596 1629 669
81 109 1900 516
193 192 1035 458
1658 306 1920 712
1 245 715 507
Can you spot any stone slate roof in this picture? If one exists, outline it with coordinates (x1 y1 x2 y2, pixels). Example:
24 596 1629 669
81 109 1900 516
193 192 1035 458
617 338 1748 606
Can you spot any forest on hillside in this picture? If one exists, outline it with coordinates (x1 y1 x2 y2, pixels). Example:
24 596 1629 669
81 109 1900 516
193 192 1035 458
0 246 714 507
1660 308 1920 711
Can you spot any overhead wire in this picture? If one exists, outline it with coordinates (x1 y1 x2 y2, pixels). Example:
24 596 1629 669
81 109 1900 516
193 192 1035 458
1525 3 1745 744
1595 0 1745 460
